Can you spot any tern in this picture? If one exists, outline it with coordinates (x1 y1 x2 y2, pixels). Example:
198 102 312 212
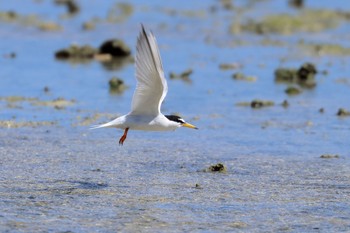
92 25 198 145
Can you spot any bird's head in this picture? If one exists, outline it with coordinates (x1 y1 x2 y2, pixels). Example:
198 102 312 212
165 115 198 129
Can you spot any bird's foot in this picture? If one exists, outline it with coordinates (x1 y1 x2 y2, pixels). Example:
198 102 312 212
118 128 129 146
119 135 126 145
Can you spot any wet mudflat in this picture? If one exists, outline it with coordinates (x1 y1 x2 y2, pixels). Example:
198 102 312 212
1 0 350 232
1 127 350 232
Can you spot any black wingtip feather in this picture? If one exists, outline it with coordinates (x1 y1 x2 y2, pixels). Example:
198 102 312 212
139 24 158 71
141 23 146 35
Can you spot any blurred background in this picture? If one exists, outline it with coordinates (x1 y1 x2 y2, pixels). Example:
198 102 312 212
1 0 349 155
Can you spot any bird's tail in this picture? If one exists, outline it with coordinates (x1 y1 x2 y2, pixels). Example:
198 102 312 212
89 122 114 130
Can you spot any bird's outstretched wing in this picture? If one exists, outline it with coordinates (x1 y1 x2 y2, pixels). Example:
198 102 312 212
130 25 168 115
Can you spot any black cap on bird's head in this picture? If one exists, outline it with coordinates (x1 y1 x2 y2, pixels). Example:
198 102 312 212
165 115 198 129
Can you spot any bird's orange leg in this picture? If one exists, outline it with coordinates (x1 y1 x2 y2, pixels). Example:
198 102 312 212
119 128 129 145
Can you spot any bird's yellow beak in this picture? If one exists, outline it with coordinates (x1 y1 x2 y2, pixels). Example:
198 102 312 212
182 122 198 129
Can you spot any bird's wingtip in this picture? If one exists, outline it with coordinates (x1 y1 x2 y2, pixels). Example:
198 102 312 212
140 23 146 34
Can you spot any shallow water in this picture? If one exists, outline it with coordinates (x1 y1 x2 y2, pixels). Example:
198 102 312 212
1 0 350 232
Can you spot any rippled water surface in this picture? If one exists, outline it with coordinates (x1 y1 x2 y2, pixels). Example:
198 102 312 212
1 0 350 232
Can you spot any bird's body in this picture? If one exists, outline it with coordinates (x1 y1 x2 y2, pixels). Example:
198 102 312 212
93 114 180 131
92 24 197 145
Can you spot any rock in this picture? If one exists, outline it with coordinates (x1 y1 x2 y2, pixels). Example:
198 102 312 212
250 99 274 108
207 163 227 172
281 100 289 108
289 0 304 9
297 63 317 82
99 39 131 58
275 62 317 88
55 0 80 15
320 154 339 159
336 108 350 116
109 77 127 94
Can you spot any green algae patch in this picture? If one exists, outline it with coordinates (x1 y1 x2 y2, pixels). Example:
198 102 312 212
32 98 75 109
298 41 350 56
0 96 37 103
55 45 98 60
236 99 275 108
238 9 346 35
275 63 317 88
0 120 56 128
232 72 257 82
107 2 134 23
0 11 61 31
250 99 274 108
219 63 241 70
1 96 75 110
285 86 301 95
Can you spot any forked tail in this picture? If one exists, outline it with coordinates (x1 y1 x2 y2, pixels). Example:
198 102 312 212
89 122 114 130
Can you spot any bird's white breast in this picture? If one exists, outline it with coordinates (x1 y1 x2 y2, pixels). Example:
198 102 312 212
112 114 179 131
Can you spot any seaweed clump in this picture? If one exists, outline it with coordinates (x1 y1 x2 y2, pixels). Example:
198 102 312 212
275 62 317 88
